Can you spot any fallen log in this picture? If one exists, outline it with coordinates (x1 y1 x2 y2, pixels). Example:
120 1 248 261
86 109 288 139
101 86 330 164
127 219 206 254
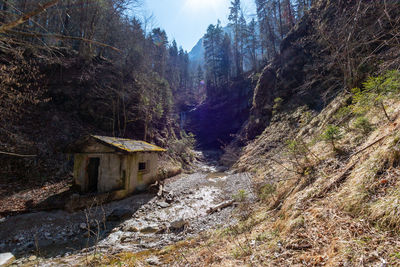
207 200 235 214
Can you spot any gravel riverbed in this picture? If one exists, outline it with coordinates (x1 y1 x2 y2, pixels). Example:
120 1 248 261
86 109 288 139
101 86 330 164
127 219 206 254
0 162 254 266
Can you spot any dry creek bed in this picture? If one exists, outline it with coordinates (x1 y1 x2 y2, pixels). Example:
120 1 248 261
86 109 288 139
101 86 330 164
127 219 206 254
0 163 254 266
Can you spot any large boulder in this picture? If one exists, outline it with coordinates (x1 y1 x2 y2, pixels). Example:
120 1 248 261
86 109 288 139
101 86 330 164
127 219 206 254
0 252 15 266
169 219 188 230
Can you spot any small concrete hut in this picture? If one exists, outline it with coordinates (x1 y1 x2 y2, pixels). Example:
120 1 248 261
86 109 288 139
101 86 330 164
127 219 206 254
69 135 166 197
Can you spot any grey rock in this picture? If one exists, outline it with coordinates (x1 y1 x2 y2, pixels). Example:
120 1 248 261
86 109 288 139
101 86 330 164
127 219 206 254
28 255 37 261
157 202 170 208
111 226 122 233
146 256 161 266
120 235 132 243
0 252 15 266
140 226 159 234
156 227 167 234
122 225 138 232
79 223 87 230
170 219 187 230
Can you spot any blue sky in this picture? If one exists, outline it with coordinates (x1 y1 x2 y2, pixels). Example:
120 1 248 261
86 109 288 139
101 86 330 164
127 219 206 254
142 0 256 52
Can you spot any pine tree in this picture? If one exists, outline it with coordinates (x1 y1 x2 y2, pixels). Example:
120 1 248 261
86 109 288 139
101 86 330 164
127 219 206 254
203 21 223 88
219 33 232 84
150 28 168 77
228 0 242 77
196 65 204 88
246 18 259 71
178 47 190 95
239 12 247 73
196 65 205 100
166 40 180 93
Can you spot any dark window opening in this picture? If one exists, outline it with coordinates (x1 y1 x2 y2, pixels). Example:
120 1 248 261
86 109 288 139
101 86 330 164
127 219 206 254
138 162 147 171
87 158 100 192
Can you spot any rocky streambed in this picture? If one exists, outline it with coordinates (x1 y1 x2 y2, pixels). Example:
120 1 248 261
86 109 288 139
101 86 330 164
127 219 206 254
0 164 254 266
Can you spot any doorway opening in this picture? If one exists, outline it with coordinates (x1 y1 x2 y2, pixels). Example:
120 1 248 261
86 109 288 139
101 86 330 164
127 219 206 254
87 158 100 192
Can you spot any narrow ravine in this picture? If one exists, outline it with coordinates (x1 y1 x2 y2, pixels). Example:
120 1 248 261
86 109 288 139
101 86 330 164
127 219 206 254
0 153 254 266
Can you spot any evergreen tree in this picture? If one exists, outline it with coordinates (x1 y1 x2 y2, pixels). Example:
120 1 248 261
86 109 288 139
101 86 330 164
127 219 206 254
166 40 180 93
150 28 168 77
219 33 232 84
203 21 223 88
178 47 190 95
246 18 259 71
239 13 247 72
196 65 204 88
228 0 242 77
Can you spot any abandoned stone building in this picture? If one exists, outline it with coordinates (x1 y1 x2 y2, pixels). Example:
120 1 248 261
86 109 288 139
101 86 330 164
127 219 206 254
69 135 166 197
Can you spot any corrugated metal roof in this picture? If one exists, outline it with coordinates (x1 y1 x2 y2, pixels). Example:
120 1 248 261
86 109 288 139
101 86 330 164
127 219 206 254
92 135 166 153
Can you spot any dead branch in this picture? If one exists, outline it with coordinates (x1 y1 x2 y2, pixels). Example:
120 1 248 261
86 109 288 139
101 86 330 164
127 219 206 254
316 161 357 197
4 30 122 52
207 200 235 214
0 0 59 34
0 151 36 157
349 133 390 159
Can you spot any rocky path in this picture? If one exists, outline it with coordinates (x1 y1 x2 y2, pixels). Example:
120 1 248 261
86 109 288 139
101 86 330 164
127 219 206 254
0 162 254 266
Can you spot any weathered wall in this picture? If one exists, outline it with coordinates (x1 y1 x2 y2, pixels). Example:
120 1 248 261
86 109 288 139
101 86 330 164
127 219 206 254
73 154 87 191
73 153 124 192
98 154 125 192
125 152 160 193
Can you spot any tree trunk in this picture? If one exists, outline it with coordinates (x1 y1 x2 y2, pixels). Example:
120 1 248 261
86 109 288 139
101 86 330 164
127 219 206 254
277 0 284 40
